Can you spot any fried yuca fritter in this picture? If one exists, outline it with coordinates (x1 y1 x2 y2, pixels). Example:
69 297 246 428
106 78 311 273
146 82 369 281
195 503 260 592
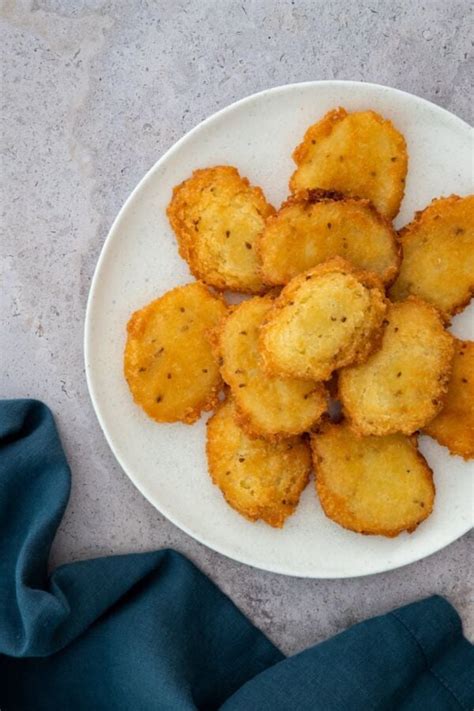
206 398 311 527
167 166 274 293
216 296 327 439
259 190 401 286
124 282 226 424
258 190 401 284
260 258 387 381
424 340 474 460
339 297 454 436
311 421 435 537
289 108 408 219
390 195 474 320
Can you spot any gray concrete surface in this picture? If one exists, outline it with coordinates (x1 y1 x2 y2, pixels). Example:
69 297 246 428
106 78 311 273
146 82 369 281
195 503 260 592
1 0 473 655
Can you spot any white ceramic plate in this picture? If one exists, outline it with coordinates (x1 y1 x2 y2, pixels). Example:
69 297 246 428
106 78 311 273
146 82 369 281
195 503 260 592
85 81 473 578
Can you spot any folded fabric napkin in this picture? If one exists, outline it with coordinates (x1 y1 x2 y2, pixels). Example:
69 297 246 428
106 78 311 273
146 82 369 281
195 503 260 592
0 400 473 710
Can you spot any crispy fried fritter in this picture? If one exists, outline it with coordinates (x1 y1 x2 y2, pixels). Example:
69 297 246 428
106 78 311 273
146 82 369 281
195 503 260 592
311 421 435 537
259 190 401 286
259 257 387 381
339 297 455 435
216 296 327 439
424 340 474 459
289 108 408 219
206 398 311 527
124 282 226 423
167 166 275 293
390 195 474 320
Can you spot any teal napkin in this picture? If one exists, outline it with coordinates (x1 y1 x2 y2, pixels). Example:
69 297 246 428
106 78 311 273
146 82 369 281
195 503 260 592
1 399 473 710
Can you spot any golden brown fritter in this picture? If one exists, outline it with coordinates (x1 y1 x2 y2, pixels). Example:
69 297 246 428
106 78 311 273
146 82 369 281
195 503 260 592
424 340 474 460
206 398 311 527
259 189 401 286
311 420 435 537
167 166 275 293
216 295 328 440
339 297 455 436
260 257 388 381
124 282 227 423
390 195 474 320
289 107 408 219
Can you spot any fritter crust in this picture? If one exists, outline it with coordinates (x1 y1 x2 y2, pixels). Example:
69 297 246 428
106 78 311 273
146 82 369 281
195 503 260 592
167 165 274 293
259 257 388 381
424 340 474 460
311 420 435 537
339 297 455 435
206 397 311 527
289 107 408 219
390 195 474 320
124 282 226 423
216 295 327 440
259 189 401 286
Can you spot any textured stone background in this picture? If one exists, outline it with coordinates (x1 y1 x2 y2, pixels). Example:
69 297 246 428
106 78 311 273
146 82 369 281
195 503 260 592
1 0 472 654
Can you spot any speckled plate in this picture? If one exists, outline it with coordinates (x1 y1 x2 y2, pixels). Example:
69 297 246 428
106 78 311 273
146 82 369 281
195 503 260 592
85 81 473 578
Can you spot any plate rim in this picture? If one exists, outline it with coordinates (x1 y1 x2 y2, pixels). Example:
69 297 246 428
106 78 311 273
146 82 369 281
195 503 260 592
84 79 473 579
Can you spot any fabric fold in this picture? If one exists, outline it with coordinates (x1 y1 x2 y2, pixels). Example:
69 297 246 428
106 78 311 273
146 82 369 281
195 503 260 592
0 400 282 710
222 595 474 710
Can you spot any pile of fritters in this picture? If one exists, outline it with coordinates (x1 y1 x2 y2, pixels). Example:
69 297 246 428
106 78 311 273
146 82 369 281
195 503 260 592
124 106 474 537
